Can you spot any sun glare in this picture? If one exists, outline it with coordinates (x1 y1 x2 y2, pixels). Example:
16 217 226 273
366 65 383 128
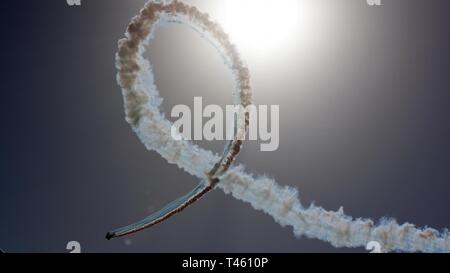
218 0 300 54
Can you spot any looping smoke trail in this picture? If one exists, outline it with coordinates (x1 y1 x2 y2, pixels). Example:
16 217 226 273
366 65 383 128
111 0 450 252
107 0 252 239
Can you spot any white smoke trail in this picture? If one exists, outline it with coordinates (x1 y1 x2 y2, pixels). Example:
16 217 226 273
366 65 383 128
115 0 450 252
109 0 252 239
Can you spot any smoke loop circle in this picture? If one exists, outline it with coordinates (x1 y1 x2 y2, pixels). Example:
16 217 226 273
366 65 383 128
109 0 252 238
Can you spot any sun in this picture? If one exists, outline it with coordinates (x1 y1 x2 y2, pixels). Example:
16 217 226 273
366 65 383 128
217 0 299 54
